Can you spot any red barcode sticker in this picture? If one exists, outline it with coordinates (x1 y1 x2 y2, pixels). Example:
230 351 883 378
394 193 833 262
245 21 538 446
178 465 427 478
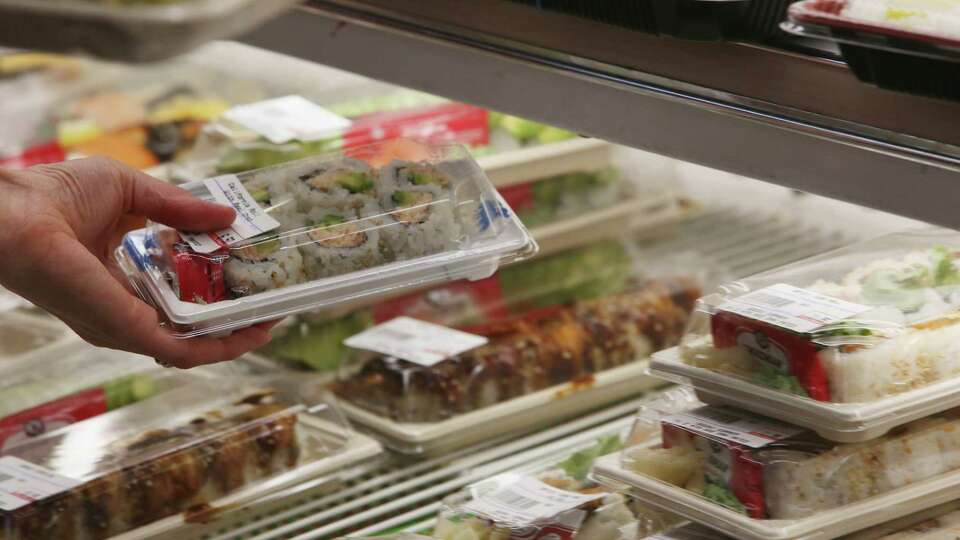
461 475 603 526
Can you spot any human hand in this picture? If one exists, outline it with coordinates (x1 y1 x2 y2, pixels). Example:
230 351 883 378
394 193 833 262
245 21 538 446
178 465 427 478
0 156 275 368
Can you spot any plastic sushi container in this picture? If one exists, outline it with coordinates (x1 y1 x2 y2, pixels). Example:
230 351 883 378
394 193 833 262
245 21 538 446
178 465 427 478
593 401 960 540
0 345 207 453
330 255 703 454
0 311 76 364
0 0 299 63
0 376 381 540
509 0 793 42
650 228 960 443
844 499 960 539
116 139 538 338
784 0 960 102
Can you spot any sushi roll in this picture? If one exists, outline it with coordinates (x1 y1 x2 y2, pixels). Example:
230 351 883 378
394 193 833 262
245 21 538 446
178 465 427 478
379 161 461 259
224 235 304 297
290 158 378 212
294 207 383 280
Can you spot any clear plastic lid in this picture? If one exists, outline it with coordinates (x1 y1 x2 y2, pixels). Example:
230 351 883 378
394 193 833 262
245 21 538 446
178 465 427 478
332 262 701 423
617 402 960 522
0 346 170 451
260 240 674 372
0 379 352 539
650 228 960 439
789 0 960 44
116 139 538 337
175 97 491 182
0 312 71 362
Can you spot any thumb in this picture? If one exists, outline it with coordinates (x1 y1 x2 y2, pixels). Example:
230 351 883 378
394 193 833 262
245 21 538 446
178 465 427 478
124 168 236 232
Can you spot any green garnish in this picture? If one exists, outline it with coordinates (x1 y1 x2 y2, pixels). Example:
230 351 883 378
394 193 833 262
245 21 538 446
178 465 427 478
933 246 960 285
704 482 748 515
557 435 623 480
752 363 808 397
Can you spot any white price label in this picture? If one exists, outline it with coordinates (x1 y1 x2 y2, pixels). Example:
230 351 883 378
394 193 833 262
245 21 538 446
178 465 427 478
719 283 871 334
344 317 488 367
180 175 281 254
462 475 603 526
0 456 80 511
663 407 806 449
224 95 351 144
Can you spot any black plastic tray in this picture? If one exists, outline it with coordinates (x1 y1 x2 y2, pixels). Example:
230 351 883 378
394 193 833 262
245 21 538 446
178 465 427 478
784 0 960 102
508 0 792 42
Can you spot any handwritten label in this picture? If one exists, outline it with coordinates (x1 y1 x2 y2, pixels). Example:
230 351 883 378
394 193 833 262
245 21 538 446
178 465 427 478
180 175 281 254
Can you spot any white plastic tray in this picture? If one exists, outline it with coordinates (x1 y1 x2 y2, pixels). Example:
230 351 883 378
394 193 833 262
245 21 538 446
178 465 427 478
339 360 666 456
650 346 960 443
592 452 960 540
111 414 383 540
0 0 299 62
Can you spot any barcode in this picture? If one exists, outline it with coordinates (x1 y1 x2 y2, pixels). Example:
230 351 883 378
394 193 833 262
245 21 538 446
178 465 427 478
0 473 13 483
375 328 414 341
747 292 793 308
493 491 541 510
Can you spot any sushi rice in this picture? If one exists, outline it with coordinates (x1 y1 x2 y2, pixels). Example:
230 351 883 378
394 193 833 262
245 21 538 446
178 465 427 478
294 206 383 280
378 160 461 259
224 236 305 297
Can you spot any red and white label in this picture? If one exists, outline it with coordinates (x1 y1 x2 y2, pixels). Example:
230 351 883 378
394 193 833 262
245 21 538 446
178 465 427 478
344 103 489 148
0 456 80 511
344 316 488 367
180 175 281 254
719 283 871 334
662 407 806 449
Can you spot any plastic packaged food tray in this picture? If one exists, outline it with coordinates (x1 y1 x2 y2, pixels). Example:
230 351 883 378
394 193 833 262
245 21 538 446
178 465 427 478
652 346 960 443
339 361 666 456
594 452 960 540
0 346 180 453
332 272 702 455
656 228 960 442
0 311 76 363
784 0 960 102
595 402 960 540
0 0 299 63
117 140 537 338
509 0 792 41
0 380 381 540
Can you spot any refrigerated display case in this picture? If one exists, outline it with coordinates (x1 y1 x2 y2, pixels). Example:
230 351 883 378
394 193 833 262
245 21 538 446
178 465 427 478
5 1 960 538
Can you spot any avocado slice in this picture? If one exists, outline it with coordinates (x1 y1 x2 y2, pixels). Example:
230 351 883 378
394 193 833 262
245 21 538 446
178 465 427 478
318 214 347 227
392 190 417 206
249 188 271 205
407 168 447 187
336 171 375 194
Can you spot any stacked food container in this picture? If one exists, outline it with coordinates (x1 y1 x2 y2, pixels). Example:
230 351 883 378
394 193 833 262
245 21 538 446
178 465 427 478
590 229 960 539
